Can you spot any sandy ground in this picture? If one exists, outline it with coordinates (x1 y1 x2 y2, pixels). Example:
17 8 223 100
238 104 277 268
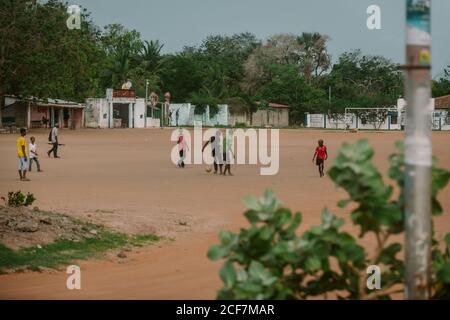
0 128 449 299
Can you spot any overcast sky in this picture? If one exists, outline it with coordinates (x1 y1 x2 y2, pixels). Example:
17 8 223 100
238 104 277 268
68 0 450 77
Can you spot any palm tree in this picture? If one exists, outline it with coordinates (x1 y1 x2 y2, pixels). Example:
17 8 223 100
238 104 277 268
139 40 164 74
296 32 331 84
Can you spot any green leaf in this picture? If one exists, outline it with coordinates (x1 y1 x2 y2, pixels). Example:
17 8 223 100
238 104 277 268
284 212 302 236
259 225 274 240
275 208 292 227
337 199 351 208
248 260 265 278
242 196 261 211
207 245 228 260
305 256 322 272
220 261 236 289
219 230 235 246
244 210 260 224
444 233 450 245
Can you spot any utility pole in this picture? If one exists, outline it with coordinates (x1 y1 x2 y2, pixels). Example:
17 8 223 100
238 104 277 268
328 86 331 104
145 79 149 128
403 0 432 299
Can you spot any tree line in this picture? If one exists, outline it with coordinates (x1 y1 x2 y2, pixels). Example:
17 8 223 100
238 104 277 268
1 0 449 126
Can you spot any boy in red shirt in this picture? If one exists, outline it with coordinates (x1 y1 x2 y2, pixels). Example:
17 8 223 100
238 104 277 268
312 139 328 177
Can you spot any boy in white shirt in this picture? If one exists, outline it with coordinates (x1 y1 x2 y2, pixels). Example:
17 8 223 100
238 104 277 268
29 136 42 172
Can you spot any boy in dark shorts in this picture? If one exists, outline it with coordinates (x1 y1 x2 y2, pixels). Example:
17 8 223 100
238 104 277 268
312 139 328 177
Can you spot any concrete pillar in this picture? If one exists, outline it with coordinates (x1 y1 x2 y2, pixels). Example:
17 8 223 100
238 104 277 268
27 102 31 128
129 103 133 128
109 102 113 128
50 107 55 127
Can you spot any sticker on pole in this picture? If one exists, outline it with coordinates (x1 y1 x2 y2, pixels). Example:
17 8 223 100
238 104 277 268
406 0 431 46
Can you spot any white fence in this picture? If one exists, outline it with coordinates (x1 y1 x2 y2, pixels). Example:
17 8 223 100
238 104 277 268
169 104 228 126
305 112 400 130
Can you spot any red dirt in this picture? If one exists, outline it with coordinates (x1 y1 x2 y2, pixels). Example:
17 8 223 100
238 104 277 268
0 128 449 299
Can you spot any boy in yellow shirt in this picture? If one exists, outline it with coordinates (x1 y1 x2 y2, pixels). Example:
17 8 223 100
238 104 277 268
17 128 30 181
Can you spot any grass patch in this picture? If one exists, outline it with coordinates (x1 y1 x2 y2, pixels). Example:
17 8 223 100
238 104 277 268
0 230 161 274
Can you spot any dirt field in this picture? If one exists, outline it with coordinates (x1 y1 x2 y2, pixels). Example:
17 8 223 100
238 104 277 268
0 128 449 299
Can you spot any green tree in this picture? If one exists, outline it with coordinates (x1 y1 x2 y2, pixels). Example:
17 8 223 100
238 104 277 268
327 50 403 113
0 0 105 127
296 32 331 84
432 65 450 97
159 52 204 102
100 24 143 89
256 64 328 125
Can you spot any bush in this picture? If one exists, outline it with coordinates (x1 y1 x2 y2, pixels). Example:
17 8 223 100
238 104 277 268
208 140 450 299
190 92 220 117
1 191 36 207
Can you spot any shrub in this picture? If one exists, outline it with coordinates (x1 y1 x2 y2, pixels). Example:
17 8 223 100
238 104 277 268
1 191 36 207
208 140 450 299
190 92 220 117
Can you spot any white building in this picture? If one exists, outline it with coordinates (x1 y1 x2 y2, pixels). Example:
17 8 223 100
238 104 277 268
85 89 157 128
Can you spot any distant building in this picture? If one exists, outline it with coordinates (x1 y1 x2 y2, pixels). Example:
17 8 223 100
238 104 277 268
85 88 155 128
229 102 290 128
433 94 450 130
2 95 84 129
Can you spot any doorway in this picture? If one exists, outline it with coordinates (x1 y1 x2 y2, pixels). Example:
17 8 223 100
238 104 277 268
113 103 129 128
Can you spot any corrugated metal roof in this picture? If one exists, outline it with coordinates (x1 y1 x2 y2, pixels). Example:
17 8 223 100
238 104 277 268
435 94 450 109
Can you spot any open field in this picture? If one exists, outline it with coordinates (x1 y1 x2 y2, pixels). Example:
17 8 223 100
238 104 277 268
0 128 449 299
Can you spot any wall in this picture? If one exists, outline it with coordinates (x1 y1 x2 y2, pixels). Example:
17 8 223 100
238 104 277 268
14 102 28 127
168 104 228 126
72 109 83 129
146 118 160 127
85 98 110 128
169 103 193 126
306 112 399 130
228 112 248 126
30 105 49 122
133 99 146 128
251 109 289 127
432 110 450 130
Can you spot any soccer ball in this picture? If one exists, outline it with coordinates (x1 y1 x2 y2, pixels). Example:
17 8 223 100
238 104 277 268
205 166 213 173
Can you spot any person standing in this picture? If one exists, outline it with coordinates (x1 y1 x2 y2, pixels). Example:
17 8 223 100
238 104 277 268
47 124 60 158
177 134 189 168
42 115 48 128
202 130 222 174
28 136 42 172
312 139 328 177
17 128 30 181
222 129 235 176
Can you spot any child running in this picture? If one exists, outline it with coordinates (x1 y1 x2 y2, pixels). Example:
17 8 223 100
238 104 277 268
177 133 189 168
28 136 42 172
312 139 328 177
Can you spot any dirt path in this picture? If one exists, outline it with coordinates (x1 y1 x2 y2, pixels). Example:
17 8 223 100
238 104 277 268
0 129 449 299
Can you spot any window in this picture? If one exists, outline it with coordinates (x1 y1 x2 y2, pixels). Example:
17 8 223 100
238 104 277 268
390 115 398 125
